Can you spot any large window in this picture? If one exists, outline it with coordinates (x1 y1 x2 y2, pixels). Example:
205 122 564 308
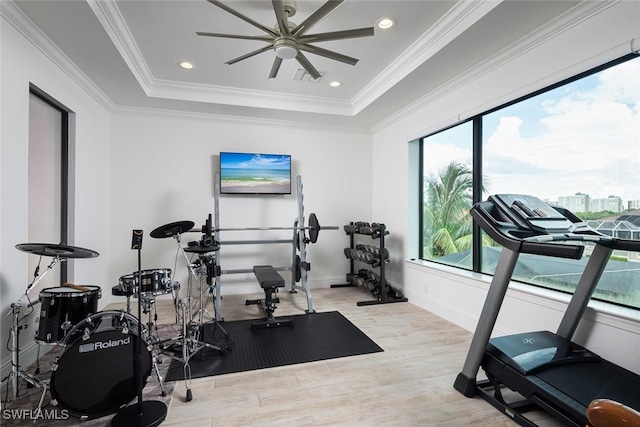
420 54 640 309
421 122 473 269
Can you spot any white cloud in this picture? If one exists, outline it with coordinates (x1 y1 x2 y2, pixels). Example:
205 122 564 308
423 143 472 176
484 58 640 201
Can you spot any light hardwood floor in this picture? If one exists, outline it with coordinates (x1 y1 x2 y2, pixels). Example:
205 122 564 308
110 286 527 427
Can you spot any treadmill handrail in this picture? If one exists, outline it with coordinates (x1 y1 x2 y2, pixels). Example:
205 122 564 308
522 233 612 243
597 237 640 251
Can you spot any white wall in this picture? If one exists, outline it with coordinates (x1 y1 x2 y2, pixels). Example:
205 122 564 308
371 0 640 373
109 110 371 300
1 12 112 373
2 0 639 386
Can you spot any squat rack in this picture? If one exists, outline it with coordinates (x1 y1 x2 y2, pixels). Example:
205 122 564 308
212 173 315 320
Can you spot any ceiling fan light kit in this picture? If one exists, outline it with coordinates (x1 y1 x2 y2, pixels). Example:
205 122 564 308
197 0 374 79
274 38 299 59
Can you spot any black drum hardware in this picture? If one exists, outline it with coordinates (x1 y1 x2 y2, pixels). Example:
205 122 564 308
3 240 172 423
149 219 232 403
35 285 101 344
111 229 167 427
3 243 100 415
112 267 180 339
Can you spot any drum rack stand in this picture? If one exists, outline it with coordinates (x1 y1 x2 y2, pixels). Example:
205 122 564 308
152 235 232 402
139 299 170 399
2 301 50 414
1 255 61 413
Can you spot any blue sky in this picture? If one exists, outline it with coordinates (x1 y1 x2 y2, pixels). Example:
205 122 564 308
221 152 291 170
424 56 640 203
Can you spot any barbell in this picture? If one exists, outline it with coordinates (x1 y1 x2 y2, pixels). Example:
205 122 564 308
151 213 338 244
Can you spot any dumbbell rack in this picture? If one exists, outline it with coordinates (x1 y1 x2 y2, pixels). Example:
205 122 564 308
331 222 407 306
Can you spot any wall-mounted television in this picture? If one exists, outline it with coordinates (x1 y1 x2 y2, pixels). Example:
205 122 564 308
219 152 291 195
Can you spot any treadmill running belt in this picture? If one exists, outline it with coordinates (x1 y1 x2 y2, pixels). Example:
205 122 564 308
537 360 640 411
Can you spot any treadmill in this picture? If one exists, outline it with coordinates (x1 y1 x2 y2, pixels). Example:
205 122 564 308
453 194 640 426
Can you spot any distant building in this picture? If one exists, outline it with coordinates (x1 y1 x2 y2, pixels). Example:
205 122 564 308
557 193 589 212
629 200 640 210
591 195 624 213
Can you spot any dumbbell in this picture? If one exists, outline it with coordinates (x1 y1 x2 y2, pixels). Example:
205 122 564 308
354 270 372 291
362 251 377 264
356 244 388 258
354 222 370 233
371 223 390 238
343 224 359 235
358 226 375 235
362 270 380 283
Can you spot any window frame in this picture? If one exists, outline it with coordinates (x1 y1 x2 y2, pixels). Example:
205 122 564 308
29 84 71 283
418 52 640 309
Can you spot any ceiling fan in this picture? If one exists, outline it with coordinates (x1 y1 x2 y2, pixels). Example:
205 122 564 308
197 0 374 79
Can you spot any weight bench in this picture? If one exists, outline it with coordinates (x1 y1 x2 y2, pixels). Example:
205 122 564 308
245 265 292 330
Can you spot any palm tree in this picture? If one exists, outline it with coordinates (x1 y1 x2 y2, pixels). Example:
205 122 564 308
423 161 474 258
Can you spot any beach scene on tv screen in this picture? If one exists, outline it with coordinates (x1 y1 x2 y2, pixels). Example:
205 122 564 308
220 153 291 194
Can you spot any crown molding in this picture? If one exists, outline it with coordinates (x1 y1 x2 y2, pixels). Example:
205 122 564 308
147 79 354 115
86 0 154 91
1 0 115 112
89 0 356 115
371 0 624 135
352 0 503 115
113 105 370 134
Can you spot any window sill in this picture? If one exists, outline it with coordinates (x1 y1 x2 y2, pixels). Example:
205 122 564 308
405 258 640 326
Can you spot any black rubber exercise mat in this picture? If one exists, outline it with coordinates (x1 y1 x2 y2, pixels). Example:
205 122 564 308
164 311 383 381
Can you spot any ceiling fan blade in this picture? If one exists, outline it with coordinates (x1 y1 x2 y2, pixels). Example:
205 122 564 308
299 27 374 43
291 0 344 37
196 31 274 42
295 52 322 80
269 56 283 79
299 44 358 66
206 0 278 37
225 45 274 65
271 0 290 36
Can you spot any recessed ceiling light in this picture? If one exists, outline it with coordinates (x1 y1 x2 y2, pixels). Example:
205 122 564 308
179 61 195 69
376 17 396 29
329 81 341 87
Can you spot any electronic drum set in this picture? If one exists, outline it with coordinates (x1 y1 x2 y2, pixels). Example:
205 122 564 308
145 218 233 403
3 218 232 420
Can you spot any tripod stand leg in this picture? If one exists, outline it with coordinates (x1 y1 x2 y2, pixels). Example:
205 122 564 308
32 379 50 424
178 301 193 402
153 357 167 397
183 363 192 402
10 304 20 400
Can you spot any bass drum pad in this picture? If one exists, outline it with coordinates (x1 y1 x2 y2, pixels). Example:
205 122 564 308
50 310 152 419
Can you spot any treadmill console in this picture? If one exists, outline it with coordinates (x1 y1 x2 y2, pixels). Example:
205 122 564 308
489 194 577 233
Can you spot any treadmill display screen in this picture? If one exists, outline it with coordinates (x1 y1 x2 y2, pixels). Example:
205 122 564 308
490 194 574 233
